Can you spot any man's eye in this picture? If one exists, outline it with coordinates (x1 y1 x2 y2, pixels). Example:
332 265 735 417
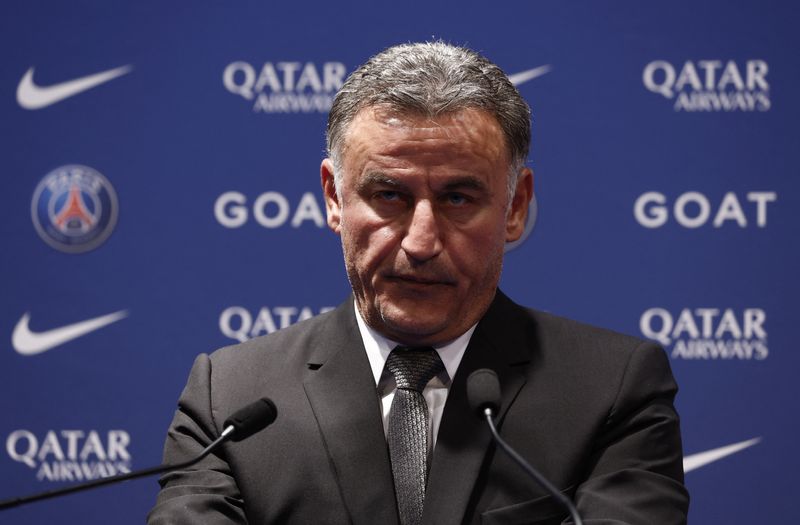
376 191 401 201
445 193 468 205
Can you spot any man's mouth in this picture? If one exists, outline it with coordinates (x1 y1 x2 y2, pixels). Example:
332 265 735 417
384 274 456 286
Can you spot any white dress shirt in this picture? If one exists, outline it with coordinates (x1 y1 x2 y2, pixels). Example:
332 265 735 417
354 302 475 449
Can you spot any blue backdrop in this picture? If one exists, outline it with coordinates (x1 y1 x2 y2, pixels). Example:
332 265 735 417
2 1 797 522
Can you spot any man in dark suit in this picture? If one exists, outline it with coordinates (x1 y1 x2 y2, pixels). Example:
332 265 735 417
148 42 689 524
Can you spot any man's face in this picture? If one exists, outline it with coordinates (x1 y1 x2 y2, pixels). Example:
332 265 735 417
321 107 532 346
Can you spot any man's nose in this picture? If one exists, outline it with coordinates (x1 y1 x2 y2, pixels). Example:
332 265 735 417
400 200 443 262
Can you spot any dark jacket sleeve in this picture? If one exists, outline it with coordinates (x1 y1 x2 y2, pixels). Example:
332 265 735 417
570 341 689 524
147 353 248 525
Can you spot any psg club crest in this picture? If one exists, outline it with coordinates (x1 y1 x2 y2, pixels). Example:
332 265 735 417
31 165 119 253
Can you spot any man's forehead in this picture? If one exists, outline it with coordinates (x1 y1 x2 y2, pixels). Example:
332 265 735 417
341 106 509 161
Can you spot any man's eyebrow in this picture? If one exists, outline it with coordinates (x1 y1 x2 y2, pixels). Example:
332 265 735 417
357 171 408 191
356 172 490 194
441 176 489 193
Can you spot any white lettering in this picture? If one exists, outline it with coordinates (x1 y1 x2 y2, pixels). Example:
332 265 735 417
253 192 290 228
694 308 719 339
323 62 346 91
225 61 346 114
674 192 710 228
7 430 37 468
79 431 106 461
633 192 668 228
37 431 65 462
675 61 703 92
292 192 325 227
670 339 768 360
718 61 745 91
642 61 675 98
297 306 314 322
223 62 255 100
107 431 130 461
272 307 297 329
215 191 327 229
34 461 131 482
37 462 55 481
254 63 282 93
61 430 84 460
219 306 251 343
251 307 278 337
215 191 248 228
744 309 767 339
640 308 673 345
715 309 742 339
643 308 768 360
219 306 336 341
277 62 302 91
645 60 770 113
713 192 747 227
8 430 134 481
747 60 769 90
747 191 776 226
296 62 322 92
253 92 334 113
672 309 700 341
636 191 775 228
697 60 722 90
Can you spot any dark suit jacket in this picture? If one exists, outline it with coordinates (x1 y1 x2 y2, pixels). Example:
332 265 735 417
148 291 689 524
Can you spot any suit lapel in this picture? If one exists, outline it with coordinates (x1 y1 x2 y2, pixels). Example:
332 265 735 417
302 301 399 525
423 291 532 525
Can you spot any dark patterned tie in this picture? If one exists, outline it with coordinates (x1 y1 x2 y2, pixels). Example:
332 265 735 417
385 346 445 525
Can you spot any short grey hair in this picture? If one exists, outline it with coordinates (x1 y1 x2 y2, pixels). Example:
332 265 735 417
326 41 531 202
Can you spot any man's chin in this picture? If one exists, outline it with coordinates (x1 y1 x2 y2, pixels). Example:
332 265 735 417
374 303 456 345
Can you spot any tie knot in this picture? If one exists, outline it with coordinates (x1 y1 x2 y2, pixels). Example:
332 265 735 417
386 346 444 392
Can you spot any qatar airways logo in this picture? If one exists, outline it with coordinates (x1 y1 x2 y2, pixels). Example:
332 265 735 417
6 429 132 482
640 308 768 360
634 191 776 229
220 306 335 342
643 60 770 111
223 61 347 113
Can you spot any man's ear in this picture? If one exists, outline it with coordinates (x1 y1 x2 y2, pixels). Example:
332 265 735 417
321 158 342 233
505 168 533 242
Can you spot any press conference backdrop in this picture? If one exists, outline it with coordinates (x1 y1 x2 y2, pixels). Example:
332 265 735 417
1 1 797 523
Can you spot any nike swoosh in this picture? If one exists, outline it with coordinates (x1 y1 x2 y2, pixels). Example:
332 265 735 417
16 65 133 110
683 437 761 473
508 65 552 86
12 310 128 356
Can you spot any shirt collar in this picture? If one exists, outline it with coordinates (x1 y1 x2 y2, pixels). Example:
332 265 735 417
354 301 475 389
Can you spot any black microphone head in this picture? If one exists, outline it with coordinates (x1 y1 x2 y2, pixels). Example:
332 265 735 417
223 398 277 442
467 368 501 417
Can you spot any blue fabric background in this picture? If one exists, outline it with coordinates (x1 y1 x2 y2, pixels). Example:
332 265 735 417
1 1 796 522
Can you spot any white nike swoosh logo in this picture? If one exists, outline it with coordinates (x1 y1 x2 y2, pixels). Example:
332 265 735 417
508 65 552 86
683 437 761 473
12 311 128 355
16 65 133 110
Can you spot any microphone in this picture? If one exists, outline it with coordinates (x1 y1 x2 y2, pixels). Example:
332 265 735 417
224 397 278 441
466 368 502 415
0 397 277 511
466 369 584 525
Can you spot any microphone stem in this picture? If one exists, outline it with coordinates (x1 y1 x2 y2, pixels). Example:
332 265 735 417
484 410 583 525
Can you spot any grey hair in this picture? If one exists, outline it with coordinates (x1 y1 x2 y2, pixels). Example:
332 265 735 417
326 41 531 203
